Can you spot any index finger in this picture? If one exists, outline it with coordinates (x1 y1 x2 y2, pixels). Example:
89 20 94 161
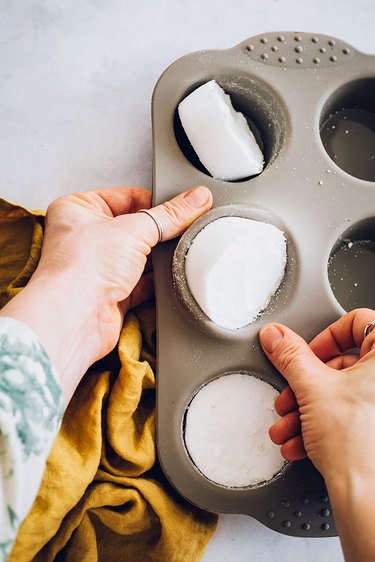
309 308 375 362
93 187 152 216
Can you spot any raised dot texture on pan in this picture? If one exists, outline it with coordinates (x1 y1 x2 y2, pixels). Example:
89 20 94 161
328 39 336 46
294 35 302 42
246 44 254 51
283 520 292 528
271 45 278 52
311 36 319 43
277 35 285 42
303 522 311 531
301 497 310 504
294 510 302 518
296 57 303 64
279 56 286 63
267 511 275 519
282 500 291 508
343 47 350 55
313 58 320 64
320 495 329 503
330 55 338 62
322 523 330 531
260 37 268 44
295 45 303 53
321 508 330 517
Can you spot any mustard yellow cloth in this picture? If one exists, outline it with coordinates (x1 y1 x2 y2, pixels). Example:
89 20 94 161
0 199 218 562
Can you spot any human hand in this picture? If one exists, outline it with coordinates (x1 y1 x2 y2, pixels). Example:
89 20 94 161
37 185 211 354
2 185 212 402
260 312 375 562
259 309 375 485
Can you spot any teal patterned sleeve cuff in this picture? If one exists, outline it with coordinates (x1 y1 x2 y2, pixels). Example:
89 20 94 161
0 317 64 561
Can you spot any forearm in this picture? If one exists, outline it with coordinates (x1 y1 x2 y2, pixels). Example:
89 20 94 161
0 270 98 405
0 317 63 558
327 472 375 562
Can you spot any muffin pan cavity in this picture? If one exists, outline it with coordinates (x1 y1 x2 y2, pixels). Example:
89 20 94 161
152 32 375 537
172 204 297 339
328 217 375 311
174 73 288 181
320 78 375 181
183 372 288 489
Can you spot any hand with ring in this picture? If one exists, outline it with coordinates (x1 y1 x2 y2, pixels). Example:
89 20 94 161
259 308 375 561
1 185 212 403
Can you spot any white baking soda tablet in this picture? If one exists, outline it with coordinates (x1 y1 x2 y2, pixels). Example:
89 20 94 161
178 80 264 181
185 216 287 330
184 374 285 487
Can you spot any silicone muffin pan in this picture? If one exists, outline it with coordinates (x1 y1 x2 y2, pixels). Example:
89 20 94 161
151 31 375 537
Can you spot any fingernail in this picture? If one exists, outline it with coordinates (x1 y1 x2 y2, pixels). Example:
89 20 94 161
260 325 284 354
184 186 211 208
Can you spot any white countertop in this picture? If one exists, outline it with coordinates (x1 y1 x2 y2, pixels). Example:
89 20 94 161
1 1 374 560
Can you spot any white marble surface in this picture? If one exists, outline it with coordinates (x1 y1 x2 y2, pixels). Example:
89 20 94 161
1 1 374 560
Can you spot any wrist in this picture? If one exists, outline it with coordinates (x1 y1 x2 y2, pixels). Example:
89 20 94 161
0 267 99 404
325 470 375 562
326 465 375 506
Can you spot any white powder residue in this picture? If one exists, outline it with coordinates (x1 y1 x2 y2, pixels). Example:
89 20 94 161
185 217 287 330
178 80 264 181
184 374 285 487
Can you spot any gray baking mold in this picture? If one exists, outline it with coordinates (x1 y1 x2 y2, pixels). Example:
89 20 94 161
152 31 375 537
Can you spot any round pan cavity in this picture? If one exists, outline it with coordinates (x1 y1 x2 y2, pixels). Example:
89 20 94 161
328 217 375 311
172 203 297 339
174 73 288 182
183 371 289 489
320 78 375 182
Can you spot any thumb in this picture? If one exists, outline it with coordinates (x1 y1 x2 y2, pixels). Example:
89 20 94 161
259 324 328 393
134 185 213 247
